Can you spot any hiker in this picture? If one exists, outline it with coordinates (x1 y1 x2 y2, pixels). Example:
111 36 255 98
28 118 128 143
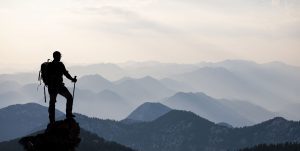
47 51 77 123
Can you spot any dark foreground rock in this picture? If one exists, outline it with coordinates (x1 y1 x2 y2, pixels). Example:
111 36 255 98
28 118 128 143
19 118 80 151
0 117 135 151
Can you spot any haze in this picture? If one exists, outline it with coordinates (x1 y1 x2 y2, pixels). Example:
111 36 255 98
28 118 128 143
1 0 300 72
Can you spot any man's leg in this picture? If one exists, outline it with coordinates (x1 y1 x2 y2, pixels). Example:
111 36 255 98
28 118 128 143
58 85 74 118
48 89 58 123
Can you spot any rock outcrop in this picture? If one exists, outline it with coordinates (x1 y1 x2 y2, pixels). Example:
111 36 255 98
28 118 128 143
19 118 80 151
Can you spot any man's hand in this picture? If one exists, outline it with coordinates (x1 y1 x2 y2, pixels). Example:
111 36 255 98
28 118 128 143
72 76 77 83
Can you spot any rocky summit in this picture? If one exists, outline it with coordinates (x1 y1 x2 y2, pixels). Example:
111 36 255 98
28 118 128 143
19 118 81 151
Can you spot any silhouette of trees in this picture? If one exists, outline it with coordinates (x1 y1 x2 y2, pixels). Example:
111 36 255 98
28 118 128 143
239 142 300 151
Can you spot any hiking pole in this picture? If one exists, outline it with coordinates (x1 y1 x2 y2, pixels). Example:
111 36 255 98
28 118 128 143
73 76 77 100
44 85 47 103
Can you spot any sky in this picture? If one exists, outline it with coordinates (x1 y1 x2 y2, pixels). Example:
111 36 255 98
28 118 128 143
0 0 300 72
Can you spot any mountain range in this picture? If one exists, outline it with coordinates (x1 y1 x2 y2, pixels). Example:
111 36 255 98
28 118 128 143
75 110 300 151
0 60 299 123
1 103 300 151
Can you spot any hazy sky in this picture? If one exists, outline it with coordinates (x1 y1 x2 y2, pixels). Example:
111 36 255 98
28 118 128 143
0 0 300 71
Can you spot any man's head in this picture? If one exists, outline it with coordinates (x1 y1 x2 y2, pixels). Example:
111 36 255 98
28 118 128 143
53 51 61 61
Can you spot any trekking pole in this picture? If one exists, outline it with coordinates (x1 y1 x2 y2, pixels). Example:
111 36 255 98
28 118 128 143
73 76 77 100
44 85 47 103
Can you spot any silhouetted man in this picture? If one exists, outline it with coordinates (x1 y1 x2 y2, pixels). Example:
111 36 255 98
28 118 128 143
47 51 77 123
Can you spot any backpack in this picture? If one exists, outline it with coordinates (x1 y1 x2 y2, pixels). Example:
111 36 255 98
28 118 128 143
38 59 51 103
39 59 51 86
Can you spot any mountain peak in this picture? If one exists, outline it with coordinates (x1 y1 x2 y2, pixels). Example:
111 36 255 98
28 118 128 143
3 102 43 109
0 103 55 114
173 92 196 97
138 76 158 82
220 59 257 65
259 116 290 128
124 102 172 123
77 74 114 92
141 75 155 79
155 110 214 125
114 76 134 84
269 117 288 123
171 92 213 101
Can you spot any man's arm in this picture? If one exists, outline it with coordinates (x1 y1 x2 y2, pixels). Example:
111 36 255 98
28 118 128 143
61 63 76 82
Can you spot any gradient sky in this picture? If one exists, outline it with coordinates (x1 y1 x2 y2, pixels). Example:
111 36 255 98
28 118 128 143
0 0 300 72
